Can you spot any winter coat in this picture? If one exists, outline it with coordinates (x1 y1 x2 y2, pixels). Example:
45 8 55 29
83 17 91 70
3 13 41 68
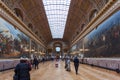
14 62 31 80
73 57 79 66
33 58 39 65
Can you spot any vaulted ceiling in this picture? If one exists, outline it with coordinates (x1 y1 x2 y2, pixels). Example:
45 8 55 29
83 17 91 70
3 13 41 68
1 0 108 45
63 0 108 42
18 0 52 43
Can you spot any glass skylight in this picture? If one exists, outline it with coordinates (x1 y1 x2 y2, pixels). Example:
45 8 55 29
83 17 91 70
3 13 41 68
43 0 71 38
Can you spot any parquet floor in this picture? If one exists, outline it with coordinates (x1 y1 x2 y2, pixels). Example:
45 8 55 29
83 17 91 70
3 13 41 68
0 61 120 80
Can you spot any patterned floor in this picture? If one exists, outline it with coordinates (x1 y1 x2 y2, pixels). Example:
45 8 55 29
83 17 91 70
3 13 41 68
0 61 120 80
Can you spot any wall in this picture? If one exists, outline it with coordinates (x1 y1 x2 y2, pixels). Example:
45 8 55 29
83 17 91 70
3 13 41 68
0 17 44 58
77 10 120 57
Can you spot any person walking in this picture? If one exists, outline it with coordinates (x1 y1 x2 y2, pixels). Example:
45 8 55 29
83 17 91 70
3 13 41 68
66 57 71 71
33 56 39 69
14 57 31 80
42 57 45 64
73 56 79 75
64 57 68 69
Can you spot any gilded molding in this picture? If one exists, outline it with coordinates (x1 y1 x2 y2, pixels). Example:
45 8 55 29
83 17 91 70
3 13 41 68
0 1 46 48
71 0 119 47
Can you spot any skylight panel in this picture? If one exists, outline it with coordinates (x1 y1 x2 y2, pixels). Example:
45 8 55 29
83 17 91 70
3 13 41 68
43 0 71 38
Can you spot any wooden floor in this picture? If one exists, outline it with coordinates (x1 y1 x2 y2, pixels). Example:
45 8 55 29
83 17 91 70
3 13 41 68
0 61 120 80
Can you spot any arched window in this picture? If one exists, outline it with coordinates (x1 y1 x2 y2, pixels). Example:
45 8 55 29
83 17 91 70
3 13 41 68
56 47 60 52
76 31 79 35
81 24 85 31
14 8 23 21
89 9 98 21
35 31 38 35
28 23 33 30
39 36 41 39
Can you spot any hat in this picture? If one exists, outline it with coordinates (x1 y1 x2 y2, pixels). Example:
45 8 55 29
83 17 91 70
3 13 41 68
25 58 29 60
20 57 24 60
20 57 26 60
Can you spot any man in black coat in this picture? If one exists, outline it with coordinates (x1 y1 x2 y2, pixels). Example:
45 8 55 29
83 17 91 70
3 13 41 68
73 56 79 75
14 58 31 80
33 56 39 69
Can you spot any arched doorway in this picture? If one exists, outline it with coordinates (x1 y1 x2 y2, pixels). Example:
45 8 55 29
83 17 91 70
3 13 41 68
53 42 63 58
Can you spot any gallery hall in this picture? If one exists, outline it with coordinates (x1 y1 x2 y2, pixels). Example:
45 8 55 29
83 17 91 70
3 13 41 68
0 0 120 80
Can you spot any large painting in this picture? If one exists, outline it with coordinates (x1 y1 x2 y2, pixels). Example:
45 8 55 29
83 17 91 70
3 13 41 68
0 18 30 58
79 11 120 57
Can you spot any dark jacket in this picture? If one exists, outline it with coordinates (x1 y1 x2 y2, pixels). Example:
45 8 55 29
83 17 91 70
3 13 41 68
15 62 31 80
73 57 79 66
33 58 39 65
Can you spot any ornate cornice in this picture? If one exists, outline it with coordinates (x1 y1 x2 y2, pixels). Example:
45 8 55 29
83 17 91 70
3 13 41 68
71 0 119 47
0 1 46 48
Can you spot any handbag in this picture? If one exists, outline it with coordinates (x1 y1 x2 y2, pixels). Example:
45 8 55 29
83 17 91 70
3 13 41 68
13 74 19 80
